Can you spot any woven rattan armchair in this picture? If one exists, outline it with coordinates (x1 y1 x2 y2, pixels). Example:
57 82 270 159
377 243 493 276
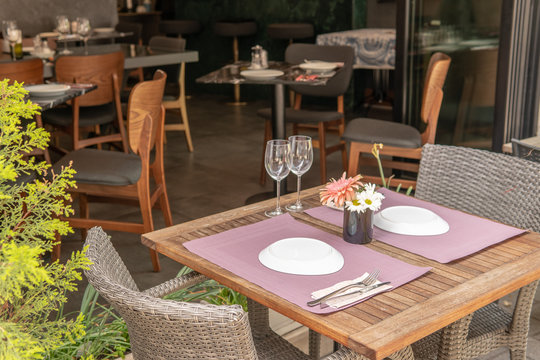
512 138 540 163
84 226 414 360
411 144 540 360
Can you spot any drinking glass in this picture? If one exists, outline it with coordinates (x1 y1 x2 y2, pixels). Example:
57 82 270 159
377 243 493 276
286 135 313 212
56 15 72 55
3 21 19 60
76 17 91 54
264 139 290 217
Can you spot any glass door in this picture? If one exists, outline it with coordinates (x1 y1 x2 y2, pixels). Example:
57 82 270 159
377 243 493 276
402 0 502 149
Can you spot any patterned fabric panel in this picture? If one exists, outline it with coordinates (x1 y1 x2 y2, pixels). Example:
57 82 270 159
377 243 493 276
317 29 395 70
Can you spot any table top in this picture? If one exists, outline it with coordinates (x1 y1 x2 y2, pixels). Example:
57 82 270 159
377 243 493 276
67 44 199 69
27 83 97 111
142 187 540 360
1 44 199 73
196 61 332 86
316 28 396 70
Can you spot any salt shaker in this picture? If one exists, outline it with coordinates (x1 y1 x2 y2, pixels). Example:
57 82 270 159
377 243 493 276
250 45 263 69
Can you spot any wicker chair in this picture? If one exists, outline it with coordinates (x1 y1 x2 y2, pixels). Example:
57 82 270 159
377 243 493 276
84 226 414 360
512 138 540 163
411 143 540 360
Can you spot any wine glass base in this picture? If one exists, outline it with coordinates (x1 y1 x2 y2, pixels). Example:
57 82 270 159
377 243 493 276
265 208 284 217
285 203 304 212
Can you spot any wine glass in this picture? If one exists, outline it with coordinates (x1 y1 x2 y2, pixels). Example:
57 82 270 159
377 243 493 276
286 135 313 212
264 139 290 217
76 17 91 54
56 15 72 55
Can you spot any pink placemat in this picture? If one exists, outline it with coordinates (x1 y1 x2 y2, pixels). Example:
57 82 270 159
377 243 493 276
305 188 527 263
184 213 431 314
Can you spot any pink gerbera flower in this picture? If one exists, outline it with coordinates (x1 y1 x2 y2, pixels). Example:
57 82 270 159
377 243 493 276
320 172 363 208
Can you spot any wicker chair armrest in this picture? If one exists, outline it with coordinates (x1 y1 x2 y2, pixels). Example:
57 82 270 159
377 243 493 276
142 271 208 298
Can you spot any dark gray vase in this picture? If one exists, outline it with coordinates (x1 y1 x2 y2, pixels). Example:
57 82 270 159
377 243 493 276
343 209 373 244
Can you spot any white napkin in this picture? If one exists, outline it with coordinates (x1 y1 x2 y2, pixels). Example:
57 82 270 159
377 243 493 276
305 60 345 67
311 273 393 309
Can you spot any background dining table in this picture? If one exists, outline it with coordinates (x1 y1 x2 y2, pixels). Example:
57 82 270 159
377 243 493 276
196 61 331 140
1 43 198 84
141 186 540 360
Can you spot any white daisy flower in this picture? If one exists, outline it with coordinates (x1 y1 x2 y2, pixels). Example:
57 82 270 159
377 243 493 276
345 199 367 213
355 183 385 212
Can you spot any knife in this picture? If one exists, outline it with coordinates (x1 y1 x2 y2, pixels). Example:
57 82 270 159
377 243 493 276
319 281 391 309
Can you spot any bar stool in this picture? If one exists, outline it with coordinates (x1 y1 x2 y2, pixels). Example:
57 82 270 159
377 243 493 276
267 23 314 44
159 20 201 39
214 20 257 105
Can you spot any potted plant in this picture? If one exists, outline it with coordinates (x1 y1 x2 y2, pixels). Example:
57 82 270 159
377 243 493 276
0 79 91 359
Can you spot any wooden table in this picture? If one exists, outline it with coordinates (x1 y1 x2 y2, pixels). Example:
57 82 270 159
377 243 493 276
141 187 540 360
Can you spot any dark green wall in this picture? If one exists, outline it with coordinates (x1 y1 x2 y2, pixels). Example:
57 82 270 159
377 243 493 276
168 0 366 99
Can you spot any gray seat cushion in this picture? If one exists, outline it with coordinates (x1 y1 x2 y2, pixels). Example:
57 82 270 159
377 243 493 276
53 148 141 186
342 117 422 148
42 103 117 128
257 107 343 124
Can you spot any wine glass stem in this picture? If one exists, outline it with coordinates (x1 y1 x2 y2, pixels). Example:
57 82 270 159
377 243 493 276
275 179 281 212
295 175 302 206
83 38 88 54
10 43 16 60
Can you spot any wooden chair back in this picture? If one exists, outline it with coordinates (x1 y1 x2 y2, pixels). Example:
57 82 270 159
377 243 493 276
127 70 167 154
419 52 451 144
55 51 124 107
0 58 43 85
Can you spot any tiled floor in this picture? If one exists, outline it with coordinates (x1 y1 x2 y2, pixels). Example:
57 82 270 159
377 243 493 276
59 93 540 359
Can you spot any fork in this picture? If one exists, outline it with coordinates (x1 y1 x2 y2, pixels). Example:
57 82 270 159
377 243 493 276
307 269 381 307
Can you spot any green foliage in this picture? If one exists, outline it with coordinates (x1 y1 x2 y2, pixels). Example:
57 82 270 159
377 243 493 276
371 143 414 195
0 79 91 359
165 266 248 311
46 284 130 360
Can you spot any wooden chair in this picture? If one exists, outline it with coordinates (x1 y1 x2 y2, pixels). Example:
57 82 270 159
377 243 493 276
149 36 194 152
52 70 171 272
411 143 540 360
42 51 128 153
258 43 355 184
0 58 52 163
342 52 451 189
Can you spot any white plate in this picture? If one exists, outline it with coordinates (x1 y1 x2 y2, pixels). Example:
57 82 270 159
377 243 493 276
325 202 344 211
374 206 450 236
259 237 344 275
94 27 115 33
39 32 59 38
25 84 70 97
240 69 284 80
31 50 55 59
299 62 337 73
460 39 498 47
